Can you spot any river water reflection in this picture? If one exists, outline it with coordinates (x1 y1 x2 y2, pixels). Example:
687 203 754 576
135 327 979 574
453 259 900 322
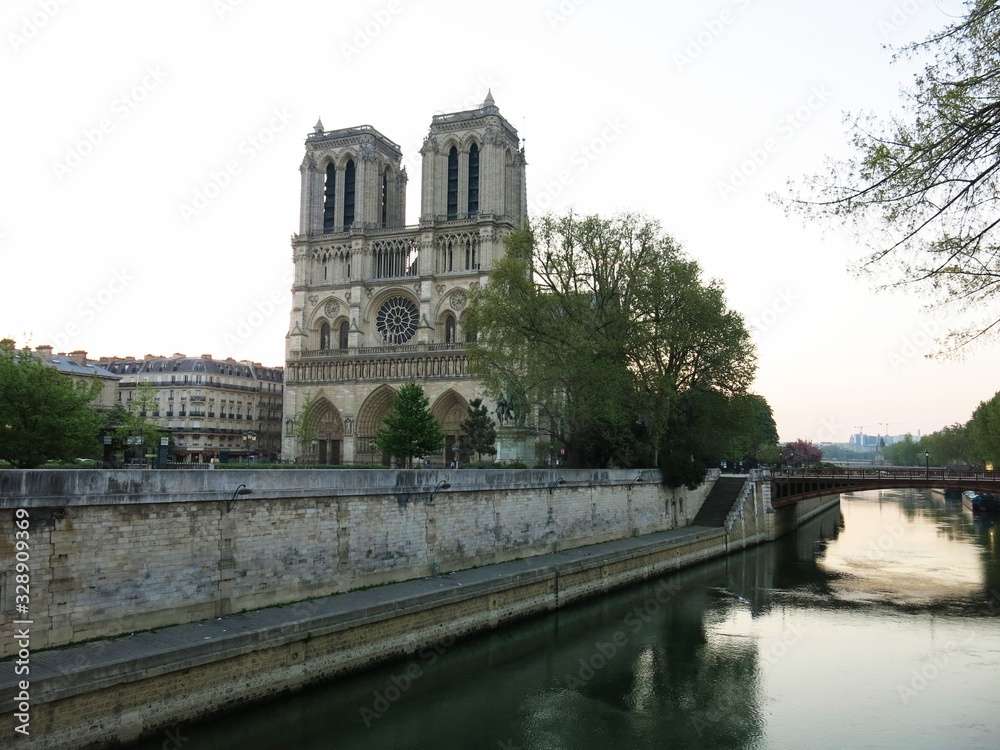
133 489 1000 749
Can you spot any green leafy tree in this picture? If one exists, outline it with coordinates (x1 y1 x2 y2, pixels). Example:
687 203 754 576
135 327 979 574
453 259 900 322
883 434 925 467
467 211 757 482
0 342 103 468
968 391 1000 466
287 391 319 462
112 381 163 460
786 1 1000 351
459 398 497 462
374 382 444 467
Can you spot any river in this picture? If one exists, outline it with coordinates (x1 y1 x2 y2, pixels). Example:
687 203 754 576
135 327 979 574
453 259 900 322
131 489 1000 749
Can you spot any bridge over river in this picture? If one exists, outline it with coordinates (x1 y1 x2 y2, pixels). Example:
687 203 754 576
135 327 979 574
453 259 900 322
768 467 1000 507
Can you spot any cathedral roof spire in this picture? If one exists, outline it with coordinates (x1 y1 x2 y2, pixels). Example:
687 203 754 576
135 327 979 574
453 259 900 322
483 90 496 108
313 117 324 134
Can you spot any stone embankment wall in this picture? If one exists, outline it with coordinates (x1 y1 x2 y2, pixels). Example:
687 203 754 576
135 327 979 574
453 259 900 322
0 468 714 657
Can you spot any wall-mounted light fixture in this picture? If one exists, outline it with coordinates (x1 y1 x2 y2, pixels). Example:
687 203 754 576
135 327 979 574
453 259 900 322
227 483 253 512
549 477 567 495
629 474 644 491
429 480 451 502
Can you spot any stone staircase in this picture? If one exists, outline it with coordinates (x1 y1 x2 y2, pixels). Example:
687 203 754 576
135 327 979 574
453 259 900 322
692 475 749 527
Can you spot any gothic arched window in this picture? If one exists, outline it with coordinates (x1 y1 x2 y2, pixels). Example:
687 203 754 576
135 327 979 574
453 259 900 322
319 322 331 350
339 320 349 349
381 168 389 228
343 159 356 230
444 314 456 344
323 164 336 233
468 143 479 216
447 146 458 220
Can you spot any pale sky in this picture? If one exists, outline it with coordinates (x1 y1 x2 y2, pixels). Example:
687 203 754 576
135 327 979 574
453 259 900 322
2 0 992 442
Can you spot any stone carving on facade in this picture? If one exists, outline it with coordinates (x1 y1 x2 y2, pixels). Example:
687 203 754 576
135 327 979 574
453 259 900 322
483 122 501 146
420 134 439 155
470 282 481 290
436 284 446 295
344 416 354 436
359 142 377 163
344 291 351 302
413 283 421 294
308 295 319 305
450 290 468 310
324 300 340 317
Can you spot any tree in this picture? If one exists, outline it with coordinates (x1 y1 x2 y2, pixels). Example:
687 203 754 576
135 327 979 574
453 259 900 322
780 439 823 467
467 212 757 482
459 398 497 462
111 381 164 461
0 342 103 468
786 1 1000 351
374 382 444 467
287 391 319 462
968 391 1000 466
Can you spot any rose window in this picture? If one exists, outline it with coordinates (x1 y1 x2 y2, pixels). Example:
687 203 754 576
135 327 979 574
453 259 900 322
375 296 419 344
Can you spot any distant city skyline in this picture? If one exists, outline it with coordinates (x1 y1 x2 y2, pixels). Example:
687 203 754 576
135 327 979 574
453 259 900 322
2 0 993 443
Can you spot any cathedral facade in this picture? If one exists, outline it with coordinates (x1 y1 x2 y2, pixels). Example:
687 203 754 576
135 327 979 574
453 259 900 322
282 93 527 464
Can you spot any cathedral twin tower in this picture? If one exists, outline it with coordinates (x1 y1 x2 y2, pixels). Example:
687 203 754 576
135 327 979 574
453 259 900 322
283 93 527 465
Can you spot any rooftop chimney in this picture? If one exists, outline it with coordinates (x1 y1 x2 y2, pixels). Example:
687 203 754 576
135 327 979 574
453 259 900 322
35 345 53 362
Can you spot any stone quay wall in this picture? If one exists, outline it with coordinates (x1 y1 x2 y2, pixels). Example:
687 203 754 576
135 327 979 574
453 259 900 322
0 468 715 657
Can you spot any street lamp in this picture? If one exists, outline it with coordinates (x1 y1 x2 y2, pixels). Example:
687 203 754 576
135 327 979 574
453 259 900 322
243 430 257 466
925 450 930 479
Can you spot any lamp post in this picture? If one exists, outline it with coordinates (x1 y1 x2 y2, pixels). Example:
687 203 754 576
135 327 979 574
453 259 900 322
925 450 930 479
243 430 257 466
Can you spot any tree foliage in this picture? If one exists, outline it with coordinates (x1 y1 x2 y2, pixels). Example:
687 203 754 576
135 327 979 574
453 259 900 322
780 439 823 467
968 391 1000 466
0 342 103 468
459 398 497 462
374 382 444 467
110 381 164 458
467 212 761 485
786 1 1000 351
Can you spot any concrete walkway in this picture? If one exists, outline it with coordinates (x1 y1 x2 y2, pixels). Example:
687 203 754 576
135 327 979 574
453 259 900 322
1 525 724 706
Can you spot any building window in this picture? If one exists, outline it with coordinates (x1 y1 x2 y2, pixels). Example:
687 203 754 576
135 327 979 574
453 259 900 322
381 169 389 228
468 143 479 216
339 320 349 349
323 163 336 233
343 159 356 230
447 146 458 219
444 314 456 344
320 322 331 350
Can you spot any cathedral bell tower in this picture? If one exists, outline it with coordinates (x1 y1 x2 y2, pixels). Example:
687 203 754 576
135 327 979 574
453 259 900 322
284 93 527 466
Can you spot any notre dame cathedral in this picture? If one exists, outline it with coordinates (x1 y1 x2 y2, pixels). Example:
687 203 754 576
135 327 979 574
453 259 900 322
282 93 527 464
